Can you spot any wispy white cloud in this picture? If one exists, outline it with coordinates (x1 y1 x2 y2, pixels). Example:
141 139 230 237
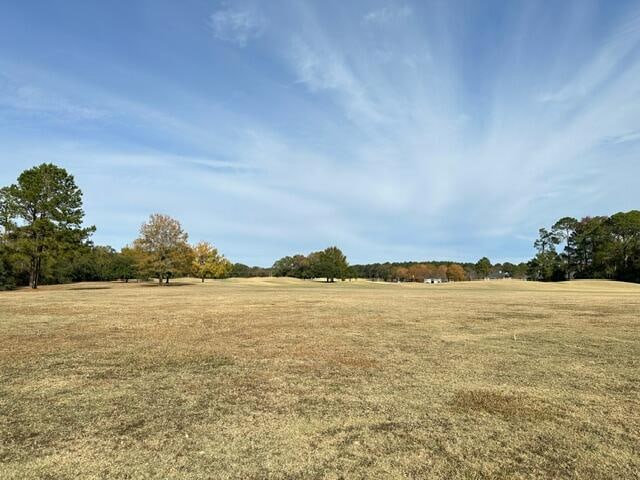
276 0 640 259
537 10 640 104
0 74 106 120
363 4 412 24
608 131 640 144
288 38 384 122
2 1 639 264
210 5 266 47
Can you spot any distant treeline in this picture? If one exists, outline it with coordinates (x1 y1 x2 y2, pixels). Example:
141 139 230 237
350 260 528 282
1 163 638 289
262 255 528 282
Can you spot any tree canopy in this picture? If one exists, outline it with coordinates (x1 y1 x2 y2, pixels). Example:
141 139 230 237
271 247 349 282
132 214 192 285
316 246 349 282
0 163 94 288
474 257 492 279
528 211 640 282
192 241 231 282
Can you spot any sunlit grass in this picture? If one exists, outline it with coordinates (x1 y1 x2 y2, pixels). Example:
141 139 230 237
1 278 638 479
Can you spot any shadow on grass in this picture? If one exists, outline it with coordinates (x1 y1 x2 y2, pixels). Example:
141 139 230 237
69 286 112 291
452 389 554 420
139 282 195 288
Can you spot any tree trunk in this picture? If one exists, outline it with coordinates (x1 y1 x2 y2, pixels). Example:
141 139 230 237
158 276 163 286
201 277 205 283
30 255 41 289
165 276 169 284
30 235 39 289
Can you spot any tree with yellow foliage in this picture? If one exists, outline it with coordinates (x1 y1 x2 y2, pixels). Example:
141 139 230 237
191 241 231 282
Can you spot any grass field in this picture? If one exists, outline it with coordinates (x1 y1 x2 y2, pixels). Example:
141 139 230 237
1 278 639 479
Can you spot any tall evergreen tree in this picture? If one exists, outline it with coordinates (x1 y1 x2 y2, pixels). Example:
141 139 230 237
552 217 578 279
474 257 492 279
0 164 94 288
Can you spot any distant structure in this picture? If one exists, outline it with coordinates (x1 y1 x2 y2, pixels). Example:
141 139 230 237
424 278 444 284
487 270 511 280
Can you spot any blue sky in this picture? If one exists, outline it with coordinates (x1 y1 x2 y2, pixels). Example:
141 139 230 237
1 1 639 266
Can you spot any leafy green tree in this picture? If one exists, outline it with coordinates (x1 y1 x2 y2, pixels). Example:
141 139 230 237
0 164 94 288
571 216 608 278
0 195 15 289
112 247 138 282
474 257 492 279
272 255 295 277
314 246 348 282
0 244 16 290
272 254 313 278
605 211 640 281
306 251 322 278
230 263 251 277
65 245 102 283
229 263 269 277
291 254 312 278
527 251 564 281
69 245 117 282
344 265 358 281
40 244 118 284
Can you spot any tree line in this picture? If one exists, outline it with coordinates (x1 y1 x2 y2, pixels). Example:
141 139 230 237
0 164 232 289
348 259 528 282
1 163 638 289
527 212 640 282
0 164 353 289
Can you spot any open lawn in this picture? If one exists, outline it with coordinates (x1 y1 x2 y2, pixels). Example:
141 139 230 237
1 278 639 479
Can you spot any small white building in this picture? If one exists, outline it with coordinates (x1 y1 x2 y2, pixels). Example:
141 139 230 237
424 278 443 284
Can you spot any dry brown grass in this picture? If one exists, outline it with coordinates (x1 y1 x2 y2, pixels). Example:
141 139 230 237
0 278 639 479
